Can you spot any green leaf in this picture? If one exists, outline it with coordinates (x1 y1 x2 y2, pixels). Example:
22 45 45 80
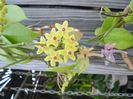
130 0 133 11
101 17 114 33
96 81 106 93
0 48 16 64
81 84 92 88
6 5 27 22
3 22 39 43
74 57 89 74
124 13 133 24
102 6 111 12
0 36 32 64
112 81 120 92
104 28 133 49
47 64 76 72
95 27 102 36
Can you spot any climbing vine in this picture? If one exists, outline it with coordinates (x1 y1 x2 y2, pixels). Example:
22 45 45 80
0 0 133 95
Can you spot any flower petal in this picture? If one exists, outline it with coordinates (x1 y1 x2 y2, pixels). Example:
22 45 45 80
40 36 46 42
58 50 66 55
37 48 43 54
51 28 56 35
58 57 63 63
63 20 68 28
44 56 51 61
69 54 75 61
51 60 56 66
64 56 68 63
55 23 61 30
45 33 50 40
66 27 74 33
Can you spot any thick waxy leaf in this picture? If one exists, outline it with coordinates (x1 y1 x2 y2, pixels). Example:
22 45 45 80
101 17 114 34
3 22 39 43
101 17 120 34
104 28 133 49
124 13 133 24
95 27 102 36
130 0 133 11
6 5 27 22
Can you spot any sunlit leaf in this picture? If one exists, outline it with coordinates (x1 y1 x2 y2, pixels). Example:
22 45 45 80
6 5 27 22
124 13 133 24
130 0 133 11
104 28 133 49
2 22 39 43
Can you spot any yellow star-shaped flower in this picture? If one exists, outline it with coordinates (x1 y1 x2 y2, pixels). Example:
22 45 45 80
44 50 63 66
59 46 77 62
55 20 74 37
63 34 79 47
35 36 48 54
45 28 62 47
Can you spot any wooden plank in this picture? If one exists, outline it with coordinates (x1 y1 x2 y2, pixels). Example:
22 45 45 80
22 8 133 56
7 0 130 9
22 8 133 31
0 60 133 75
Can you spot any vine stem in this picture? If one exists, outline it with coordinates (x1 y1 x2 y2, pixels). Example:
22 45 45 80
0 57 29 69
91 4 130 48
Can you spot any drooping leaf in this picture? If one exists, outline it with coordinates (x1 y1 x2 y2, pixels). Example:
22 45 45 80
104 28 133 49
124 13 133 24
0 48 16 64
0 36 32 64
47 64 76 72
6 5 27 22
2 22 39 43
130 0 133 11
74 57 89 75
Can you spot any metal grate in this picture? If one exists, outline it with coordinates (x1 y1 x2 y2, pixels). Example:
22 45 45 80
0 69 133 99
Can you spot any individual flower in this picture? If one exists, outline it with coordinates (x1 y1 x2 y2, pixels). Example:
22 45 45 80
79 47 103 59
63 34 79 47
101 44 127 65
35 36 48 54
59 46 77 62
44 50 63 66
55 20 74 37
45 28 62 47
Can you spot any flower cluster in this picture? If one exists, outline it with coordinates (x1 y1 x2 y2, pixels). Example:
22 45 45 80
35 21 80 66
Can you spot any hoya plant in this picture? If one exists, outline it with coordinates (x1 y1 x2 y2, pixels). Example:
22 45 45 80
0 0 133 95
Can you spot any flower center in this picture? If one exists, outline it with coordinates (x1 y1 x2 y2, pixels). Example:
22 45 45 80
40 44 46 47
71 37 75 41
62 28 66 31
68 51 72 55
53 56 57 60
53 36 57 40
